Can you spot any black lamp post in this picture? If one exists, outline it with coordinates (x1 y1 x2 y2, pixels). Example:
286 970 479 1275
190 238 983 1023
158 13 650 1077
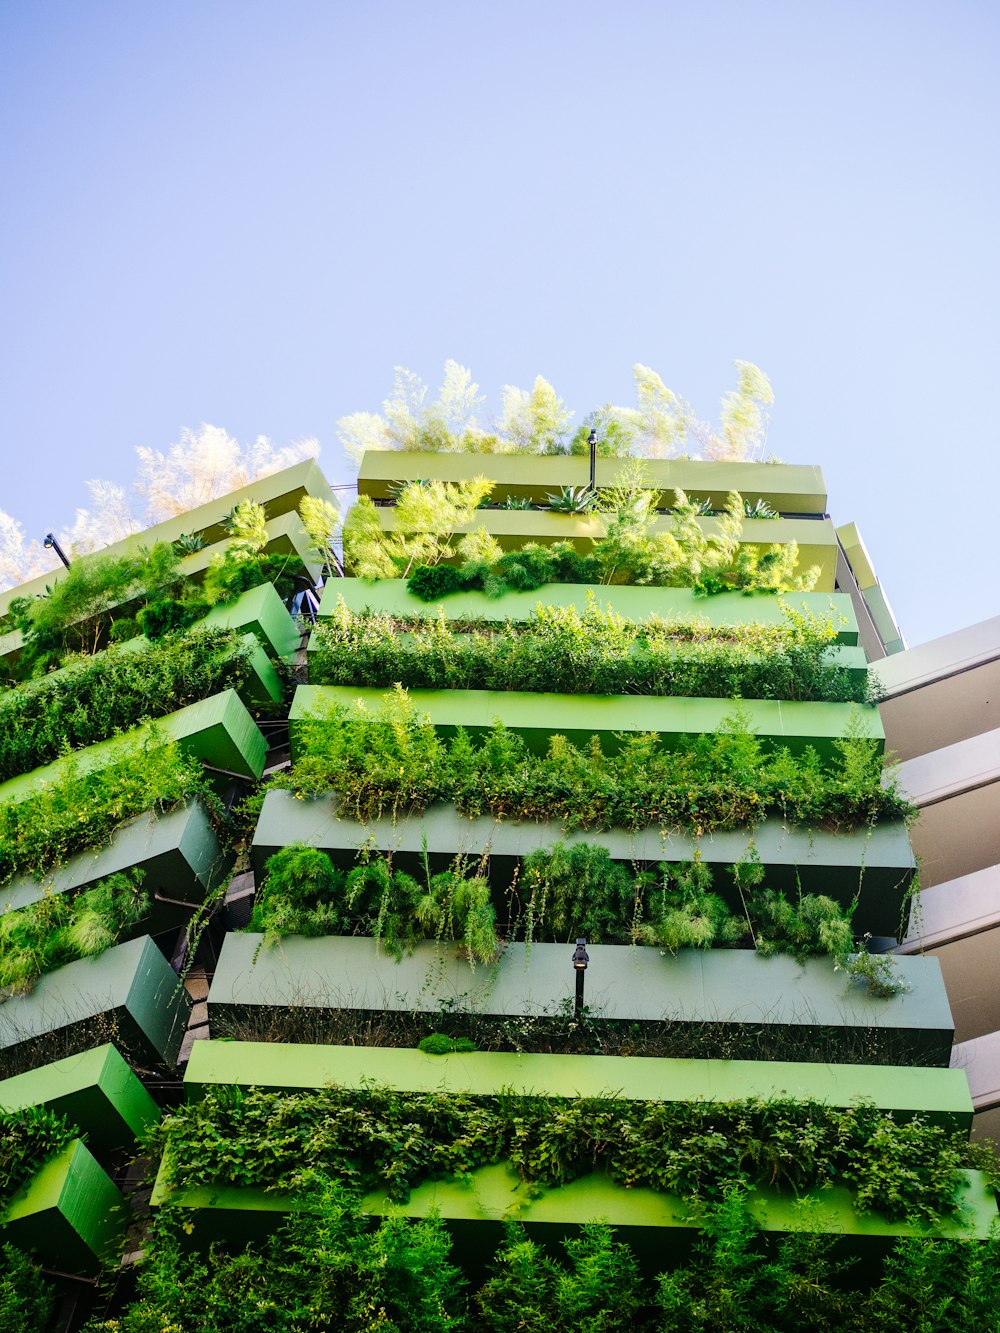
587 429 598 492
572 937 589 1016
43 533 71 569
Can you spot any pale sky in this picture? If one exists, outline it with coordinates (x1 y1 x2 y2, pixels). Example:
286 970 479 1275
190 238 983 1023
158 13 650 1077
1 0 997 646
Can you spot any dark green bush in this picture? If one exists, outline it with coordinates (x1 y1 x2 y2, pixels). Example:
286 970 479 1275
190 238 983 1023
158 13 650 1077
418 1034 478 1055
407 564 466 601
0 1245 55 1333
137 597 209 640
107 616 141 643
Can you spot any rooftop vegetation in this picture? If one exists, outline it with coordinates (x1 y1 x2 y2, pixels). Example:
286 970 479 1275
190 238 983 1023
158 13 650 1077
337 360 776 462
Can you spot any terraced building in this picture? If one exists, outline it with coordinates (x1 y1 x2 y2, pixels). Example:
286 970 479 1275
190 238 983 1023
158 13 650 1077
0 450 997 1328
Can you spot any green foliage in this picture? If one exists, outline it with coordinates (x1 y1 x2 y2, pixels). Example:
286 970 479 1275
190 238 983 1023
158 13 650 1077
137 597 208 640
85 1177 467 1332
344 479 495 580
154 1086 974 1224
286 692 911 834
201 549 306 605
251 843 499 963
0 737 215 887
0 869 149 993
546 485 596 513
0 1245 55 1333
836 937 910 997
418 1033 477 1054
476 1223 642 1332
9 541 182 674
398 488 817 601
0 1105 77 1207
310 599 875 706
518 841 638 944
107 615 141 643
0 626 261 781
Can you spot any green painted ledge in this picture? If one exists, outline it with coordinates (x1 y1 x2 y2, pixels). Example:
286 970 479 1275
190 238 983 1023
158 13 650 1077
317 580 861 643
183 1040 974 1131
209 936 954 1066
150 1163 998 1262
3 800 228 915
374 509 839 591
2 1139 123 1273
0 935 192 1079
202 581 302 660
358 452 829 514
0 1043 159 1156
251 792 915 939
0 689 267 807
290 684 885 761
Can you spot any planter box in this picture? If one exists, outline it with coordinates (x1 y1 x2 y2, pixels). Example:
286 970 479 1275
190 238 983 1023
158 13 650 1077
184 1039 974 1131
0 1043 159 1157
373 508 839 591
290 684 884 761
202 582 302 660
318 579 862 644
358 452 829 515
1 1139 123 1274
0 689 267 808
4 800 227 915
0 936 192 1079
149 1162 998 1265
251 792 914 938
209 936 954 1066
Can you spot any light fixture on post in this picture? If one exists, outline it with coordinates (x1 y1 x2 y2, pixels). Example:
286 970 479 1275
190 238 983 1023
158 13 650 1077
572 937 589 1016
43 533 71 569
587 428 598 493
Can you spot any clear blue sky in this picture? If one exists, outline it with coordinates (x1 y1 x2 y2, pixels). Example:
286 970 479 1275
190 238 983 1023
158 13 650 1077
2 0 997 645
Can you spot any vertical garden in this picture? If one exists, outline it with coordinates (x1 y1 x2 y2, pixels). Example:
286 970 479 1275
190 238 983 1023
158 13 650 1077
0 451 997 1332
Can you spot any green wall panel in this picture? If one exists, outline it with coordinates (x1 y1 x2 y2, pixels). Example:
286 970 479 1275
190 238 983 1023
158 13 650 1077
1 1139 123 1273
203 581 302 660
209 936 953 1066
290 684 884 761
184 1040 974 1130
0 1043 159 1156
251 791 914 938
0 936 192 1079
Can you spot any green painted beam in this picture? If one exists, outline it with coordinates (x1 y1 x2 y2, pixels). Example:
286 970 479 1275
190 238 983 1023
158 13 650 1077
290 684 884 761
209 936 954 1066
0 689 267 808
0 935 192 1079
318 580 861 643
202 581 302 660
149 1163 998 1255
1 1139 123 1274
358 452 828 514
3 799 229 916
0 1043 159 1156
250 791 915 938
183 1040 974 1130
